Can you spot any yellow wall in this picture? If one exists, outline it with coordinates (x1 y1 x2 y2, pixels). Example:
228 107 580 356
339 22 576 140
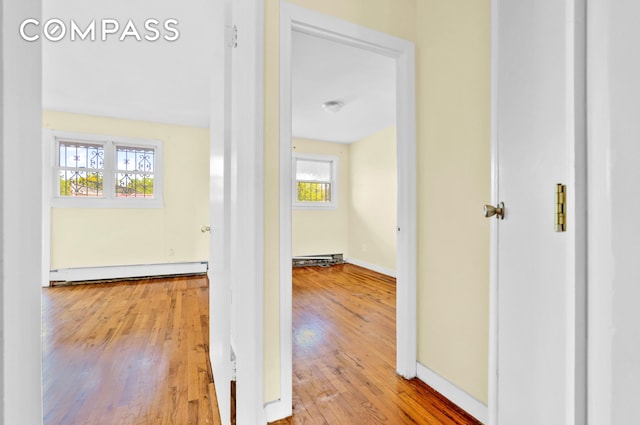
348 126 397 272
45 110 210 269
292 138 350 257
416 1 490 402
264 0 490 405
292 130 397 271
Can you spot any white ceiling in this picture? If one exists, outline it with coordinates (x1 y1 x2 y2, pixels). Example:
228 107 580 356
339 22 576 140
43 2 397 141
43 0 215 128
291 31 396 143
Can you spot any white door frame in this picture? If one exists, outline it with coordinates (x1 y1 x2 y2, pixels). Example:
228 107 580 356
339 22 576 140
1 0 44 422
488 0 588 423
586 1 640 422
273 2 417 420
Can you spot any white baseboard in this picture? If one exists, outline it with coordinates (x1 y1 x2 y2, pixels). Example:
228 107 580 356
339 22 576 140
416 362 488 424
49 261 208 283
264 399 292 424
345 257 396 278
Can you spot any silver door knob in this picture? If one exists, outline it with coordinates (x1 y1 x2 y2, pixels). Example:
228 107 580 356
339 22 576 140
484 202 505 220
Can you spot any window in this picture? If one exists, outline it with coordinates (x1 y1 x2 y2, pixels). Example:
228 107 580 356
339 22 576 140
51 131 163 208
293 153 338 209
58 141 104 197
115 145 156 198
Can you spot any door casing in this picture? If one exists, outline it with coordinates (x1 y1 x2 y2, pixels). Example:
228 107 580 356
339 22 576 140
273 2 417 421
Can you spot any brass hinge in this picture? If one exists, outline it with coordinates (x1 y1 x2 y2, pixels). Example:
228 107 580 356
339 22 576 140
555 183 566 232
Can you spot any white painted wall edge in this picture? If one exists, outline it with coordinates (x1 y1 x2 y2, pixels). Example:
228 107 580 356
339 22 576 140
49 261 208 282
416 362 488 424
345 257 397 278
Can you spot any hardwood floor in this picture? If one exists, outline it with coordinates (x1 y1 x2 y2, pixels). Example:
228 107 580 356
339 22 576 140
42 275 219 425
271 264 481 425
43 266 480 425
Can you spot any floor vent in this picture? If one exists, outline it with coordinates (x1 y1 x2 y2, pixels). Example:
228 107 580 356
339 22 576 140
292 254 344 268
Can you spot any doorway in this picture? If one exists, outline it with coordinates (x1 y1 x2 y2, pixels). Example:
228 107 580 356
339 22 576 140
275 3 417 420
289 28 397 275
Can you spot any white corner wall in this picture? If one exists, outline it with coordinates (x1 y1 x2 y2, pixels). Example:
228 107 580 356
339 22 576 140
588 1 640 423
1 0 43 423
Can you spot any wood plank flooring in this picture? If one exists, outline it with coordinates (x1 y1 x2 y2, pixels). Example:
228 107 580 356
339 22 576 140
271 264 481 425
42 275 219 425
43 266 481 424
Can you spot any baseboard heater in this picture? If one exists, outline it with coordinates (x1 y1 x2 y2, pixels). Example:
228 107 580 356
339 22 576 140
292 253 344 268
49 261 209 286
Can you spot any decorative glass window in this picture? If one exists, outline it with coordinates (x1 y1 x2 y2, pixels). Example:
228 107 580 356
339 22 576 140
293 154 338 209
50 131 163 208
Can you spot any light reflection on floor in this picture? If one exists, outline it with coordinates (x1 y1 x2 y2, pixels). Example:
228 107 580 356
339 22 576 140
294 326 322 348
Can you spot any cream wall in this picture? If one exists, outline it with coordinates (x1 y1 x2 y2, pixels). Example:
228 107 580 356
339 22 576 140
348 126 397 272
264 0 490 406
44 111 210 270
415 1 490 402
292 138 350 257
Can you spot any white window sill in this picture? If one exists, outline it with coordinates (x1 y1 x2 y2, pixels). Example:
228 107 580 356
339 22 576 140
51 197 164 209
292 202 337 210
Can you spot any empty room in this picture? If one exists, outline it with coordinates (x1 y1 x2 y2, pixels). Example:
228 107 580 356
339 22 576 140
4 0 639 425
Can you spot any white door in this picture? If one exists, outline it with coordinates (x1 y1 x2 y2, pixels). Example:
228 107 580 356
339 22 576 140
209 0 233 423
491 0 586 424
212 0 265 423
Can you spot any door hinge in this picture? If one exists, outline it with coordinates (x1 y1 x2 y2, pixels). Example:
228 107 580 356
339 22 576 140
227 25 238 48
230 346 237 381
555 183 566 232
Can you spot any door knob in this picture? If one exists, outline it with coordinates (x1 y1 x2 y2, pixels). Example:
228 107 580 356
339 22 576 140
484 202 505 220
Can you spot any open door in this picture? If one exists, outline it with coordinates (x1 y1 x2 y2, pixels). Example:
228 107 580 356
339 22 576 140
210 0 265 424
209 0 233 423
490 0 586 423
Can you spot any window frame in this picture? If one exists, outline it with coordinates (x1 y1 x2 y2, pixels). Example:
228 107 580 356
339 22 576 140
292 153 338 210
50 130 164 209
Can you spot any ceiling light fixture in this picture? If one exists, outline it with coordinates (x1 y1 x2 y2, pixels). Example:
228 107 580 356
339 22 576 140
321 100 345 113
